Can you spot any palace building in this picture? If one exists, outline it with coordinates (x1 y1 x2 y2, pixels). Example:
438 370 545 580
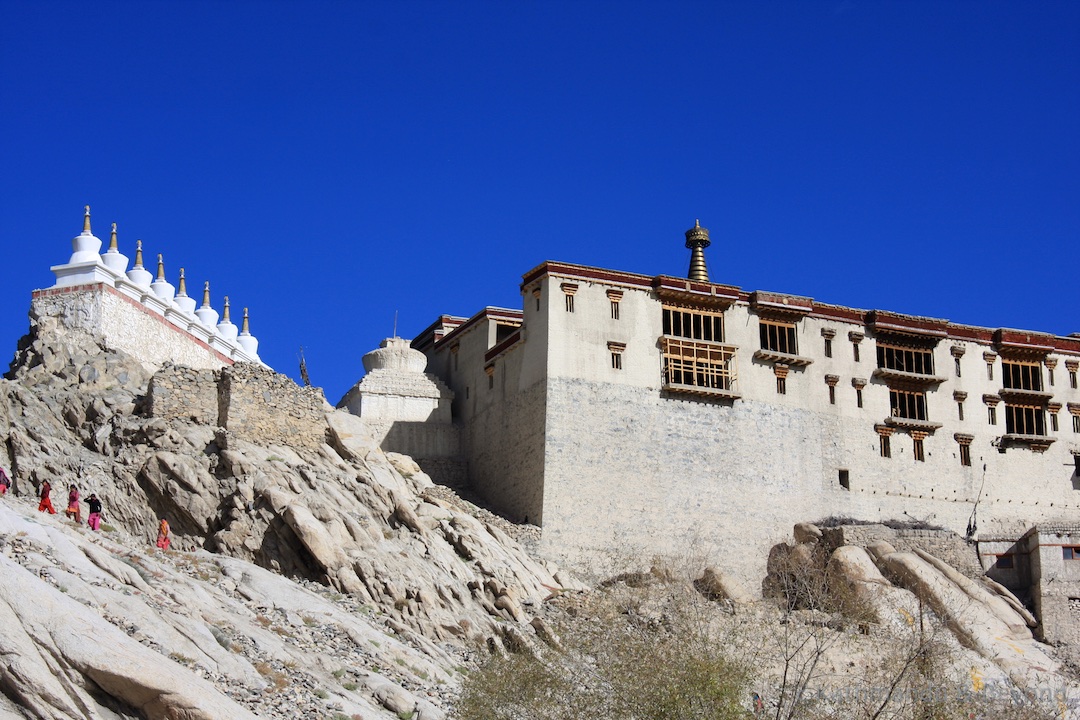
409 221 1080 582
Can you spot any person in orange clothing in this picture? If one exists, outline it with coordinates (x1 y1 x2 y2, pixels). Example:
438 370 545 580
155 518 170 550
37 480 56 514
64 484 81 523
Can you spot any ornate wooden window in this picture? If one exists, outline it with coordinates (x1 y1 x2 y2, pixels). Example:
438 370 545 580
955 433 973 467
608 341 625 371
877 344 935 375
890 388 927 421
561 283 578 313
664 306 724 342
607 289 623 320
822 328 835 358
1005 404 1045 436
760 321 797 355
1002 360 1043 392
661 305 737 397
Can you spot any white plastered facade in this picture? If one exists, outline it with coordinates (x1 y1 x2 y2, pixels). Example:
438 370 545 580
417 259 1080 583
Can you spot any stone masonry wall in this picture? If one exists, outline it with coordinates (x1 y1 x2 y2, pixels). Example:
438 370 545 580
32 285 233 372
820 524 982 577
218 363 328 450
145 364 219 425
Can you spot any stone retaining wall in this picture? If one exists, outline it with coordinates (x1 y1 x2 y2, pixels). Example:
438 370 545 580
145 362 329 451
145 364 219 425
219 363 328 450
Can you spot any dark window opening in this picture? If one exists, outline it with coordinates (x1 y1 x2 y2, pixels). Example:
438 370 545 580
913 438 925 462
663 308 724 342
880 435 891 458
877 344 935 375
890 389 927 420
760 321 797 354
1005 405 1045 436
959 443 971 467
1002 361 1043 391
824 338 833 358
838 469 850 490
995 554 1014 569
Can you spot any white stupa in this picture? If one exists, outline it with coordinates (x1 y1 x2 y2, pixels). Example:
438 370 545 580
150 254 176 303
100 222 129 274
236 308 259 357
126 240 154 288
216 296 238 340
194 281 220 329
68 205 102 264
173 268 197 315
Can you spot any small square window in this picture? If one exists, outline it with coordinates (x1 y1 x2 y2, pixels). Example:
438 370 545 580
996 554 1014 569
1064 546 1080 560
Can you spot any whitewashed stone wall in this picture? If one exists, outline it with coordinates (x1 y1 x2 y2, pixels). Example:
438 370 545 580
424 261 1080 585
32 285 233 372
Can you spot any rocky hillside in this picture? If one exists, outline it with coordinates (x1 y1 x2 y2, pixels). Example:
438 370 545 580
0 310 581 718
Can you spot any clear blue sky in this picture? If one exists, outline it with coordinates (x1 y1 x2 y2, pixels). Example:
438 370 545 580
2 1 1077 402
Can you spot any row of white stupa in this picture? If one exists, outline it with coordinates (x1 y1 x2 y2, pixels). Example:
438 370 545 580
49 206 260 361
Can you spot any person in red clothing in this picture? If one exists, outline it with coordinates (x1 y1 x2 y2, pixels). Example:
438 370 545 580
0 467 10 496
37 480 56 514
155 518 170 550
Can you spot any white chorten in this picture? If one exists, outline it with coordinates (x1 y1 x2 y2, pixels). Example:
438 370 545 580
150 254 176 303
68 205 102 264
126 240 154 287
100 222 129 274
173 268 197 315
194 281 220 329
338 337 452 422
237 308 259 356
216 296 239 340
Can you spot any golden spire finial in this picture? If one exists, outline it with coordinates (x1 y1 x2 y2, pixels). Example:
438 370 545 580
177 267 187 296
134 240 144 268
201 281 211 308
156 254 166 281
241 308 250 335
684 220 711 282
83 205 91 233
222 296 231 322
108 223 118 252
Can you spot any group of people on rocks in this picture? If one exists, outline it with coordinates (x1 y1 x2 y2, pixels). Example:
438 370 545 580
2 467 170 549
34 479 104 532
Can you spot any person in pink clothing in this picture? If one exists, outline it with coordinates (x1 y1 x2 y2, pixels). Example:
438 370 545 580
86 494 103 531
